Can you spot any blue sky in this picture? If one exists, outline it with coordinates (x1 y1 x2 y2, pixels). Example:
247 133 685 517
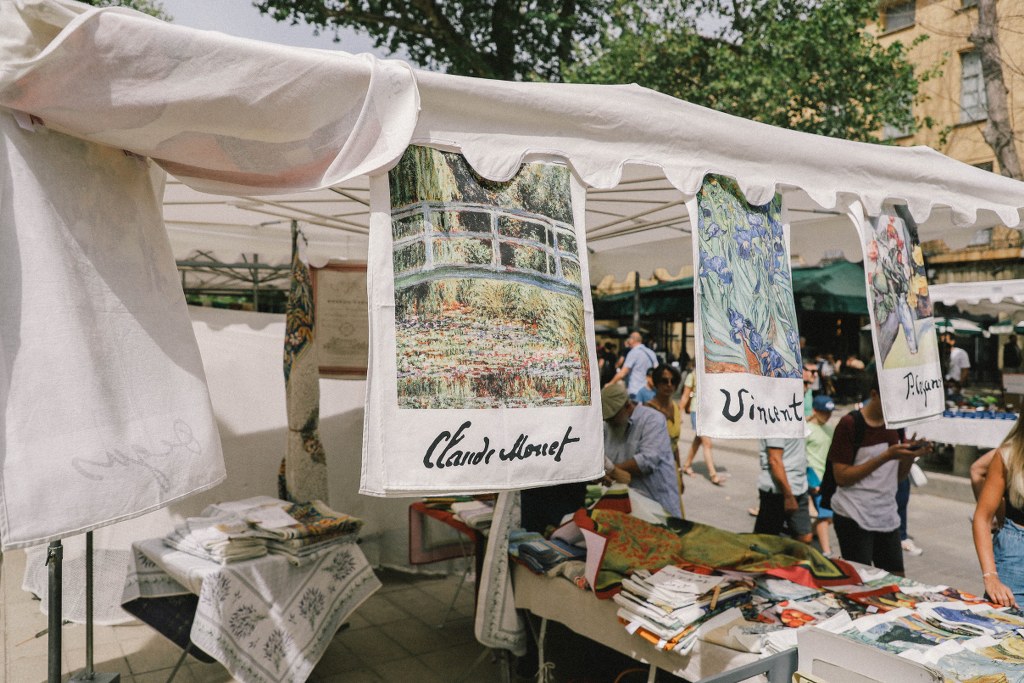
157 0 392 57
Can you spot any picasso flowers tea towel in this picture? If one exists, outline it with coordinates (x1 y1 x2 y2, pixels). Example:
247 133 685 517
850 202 942 428
361 146 603 496
690 175 805 439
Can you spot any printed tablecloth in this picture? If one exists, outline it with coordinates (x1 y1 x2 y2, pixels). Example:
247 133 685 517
122 537 380 683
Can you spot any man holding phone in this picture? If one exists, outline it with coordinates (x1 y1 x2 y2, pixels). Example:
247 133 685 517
826 374 931 575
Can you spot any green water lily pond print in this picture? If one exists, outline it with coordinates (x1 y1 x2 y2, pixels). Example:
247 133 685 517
388 146 591 409
697 176 801 379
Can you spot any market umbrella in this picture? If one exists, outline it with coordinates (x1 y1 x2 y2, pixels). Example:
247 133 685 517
933 317 987 337
280 224 329 502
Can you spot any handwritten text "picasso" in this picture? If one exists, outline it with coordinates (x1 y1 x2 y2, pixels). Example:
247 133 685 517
903 372 942 407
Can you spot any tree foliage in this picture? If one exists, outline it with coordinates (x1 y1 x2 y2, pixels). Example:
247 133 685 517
569 0 934 142
252 0 614 81
79 0 171 21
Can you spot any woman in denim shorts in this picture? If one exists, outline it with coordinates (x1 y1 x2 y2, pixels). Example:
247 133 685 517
974 416 1024 607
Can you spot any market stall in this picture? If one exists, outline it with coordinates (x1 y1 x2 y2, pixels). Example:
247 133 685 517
6 1 1024 681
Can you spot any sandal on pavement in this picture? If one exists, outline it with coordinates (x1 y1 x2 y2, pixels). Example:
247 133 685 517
710 474 724 486
683 467 696 477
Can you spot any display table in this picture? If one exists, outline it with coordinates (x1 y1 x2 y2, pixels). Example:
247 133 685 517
122 537 380 683
912 414 1015 449
512 564 797 682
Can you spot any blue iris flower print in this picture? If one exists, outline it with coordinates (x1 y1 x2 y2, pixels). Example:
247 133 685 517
733 228 755 260
701 254 733 284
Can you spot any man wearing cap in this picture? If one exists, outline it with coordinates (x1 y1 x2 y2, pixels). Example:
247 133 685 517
806 394 837 556
601 383 683 517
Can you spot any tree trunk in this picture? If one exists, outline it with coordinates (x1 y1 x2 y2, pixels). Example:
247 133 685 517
970 0 1023 179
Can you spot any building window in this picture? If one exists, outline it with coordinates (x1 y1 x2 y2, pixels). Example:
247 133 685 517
960 51 988 123
974 161 994 172
882 102 914 140
883 1 916 32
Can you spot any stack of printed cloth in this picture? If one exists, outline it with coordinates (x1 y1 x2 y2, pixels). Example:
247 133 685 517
613 565 754 656
164 496 362 565
832 591 1024 681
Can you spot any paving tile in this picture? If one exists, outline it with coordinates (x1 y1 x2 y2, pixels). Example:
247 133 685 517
378 618 451 655
371 655 447 683
187 659 238 682
335 625 411 666
120 633 189 675
316 668 384 683
356 593 411 626
64 641 130 676
8 653 49 683
420 642 509 683
383 585 447 620
310 637 363 676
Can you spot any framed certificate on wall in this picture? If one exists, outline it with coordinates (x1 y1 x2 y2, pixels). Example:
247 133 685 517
312 261 368 378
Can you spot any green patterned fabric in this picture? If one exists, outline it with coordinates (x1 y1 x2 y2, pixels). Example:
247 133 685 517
281 226 327 502
576 507 859 598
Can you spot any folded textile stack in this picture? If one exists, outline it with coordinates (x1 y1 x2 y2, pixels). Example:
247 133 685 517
260 500 363 564
508 529 585 574
164 513 274 563
614 565 752 656
450 499 494 529
163 497 362 565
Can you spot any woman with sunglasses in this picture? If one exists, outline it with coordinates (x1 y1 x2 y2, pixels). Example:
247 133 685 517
645 363 687 513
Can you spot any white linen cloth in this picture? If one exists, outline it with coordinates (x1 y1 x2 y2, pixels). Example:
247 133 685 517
123 537 380 683
0 115 225 550
849 202 944 428
689 175 805 439
361 147 603 496
474 490 527 656
912 415 1014 449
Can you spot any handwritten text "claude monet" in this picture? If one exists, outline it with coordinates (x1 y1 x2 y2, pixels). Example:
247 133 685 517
423 421 580 470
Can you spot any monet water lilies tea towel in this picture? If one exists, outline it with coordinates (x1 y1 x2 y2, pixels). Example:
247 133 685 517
850 202 943 428
0 116 225 550
689 175 805 439
361 146 603 496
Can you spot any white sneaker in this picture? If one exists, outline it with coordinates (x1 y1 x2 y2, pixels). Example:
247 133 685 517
901 538 923 556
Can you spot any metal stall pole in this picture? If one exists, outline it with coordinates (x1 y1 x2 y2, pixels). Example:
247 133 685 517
632 272 641 333
46 540 63 683
70 531 119 682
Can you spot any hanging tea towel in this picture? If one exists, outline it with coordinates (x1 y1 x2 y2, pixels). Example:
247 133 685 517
360 146 603 496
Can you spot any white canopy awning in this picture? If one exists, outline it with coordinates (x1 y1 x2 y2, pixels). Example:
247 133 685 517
4 0 1024 281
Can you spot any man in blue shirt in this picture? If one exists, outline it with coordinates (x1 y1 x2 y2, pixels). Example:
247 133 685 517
608 331 658 400
601 383 683 518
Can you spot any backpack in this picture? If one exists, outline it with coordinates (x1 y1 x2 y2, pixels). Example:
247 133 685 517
818 410 904 510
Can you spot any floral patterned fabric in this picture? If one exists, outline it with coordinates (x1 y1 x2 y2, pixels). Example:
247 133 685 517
690 175 805 439
282 226 328 502
123 537 380 683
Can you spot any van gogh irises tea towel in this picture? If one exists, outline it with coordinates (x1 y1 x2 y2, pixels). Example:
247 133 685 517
689 175 806 439
360 146 603 496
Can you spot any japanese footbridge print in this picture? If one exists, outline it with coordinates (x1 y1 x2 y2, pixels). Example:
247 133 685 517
387 146 592 410
391 200 583 298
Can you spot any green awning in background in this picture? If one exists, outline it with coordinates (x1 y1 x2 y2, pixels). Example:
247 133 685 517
593 260 868 320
